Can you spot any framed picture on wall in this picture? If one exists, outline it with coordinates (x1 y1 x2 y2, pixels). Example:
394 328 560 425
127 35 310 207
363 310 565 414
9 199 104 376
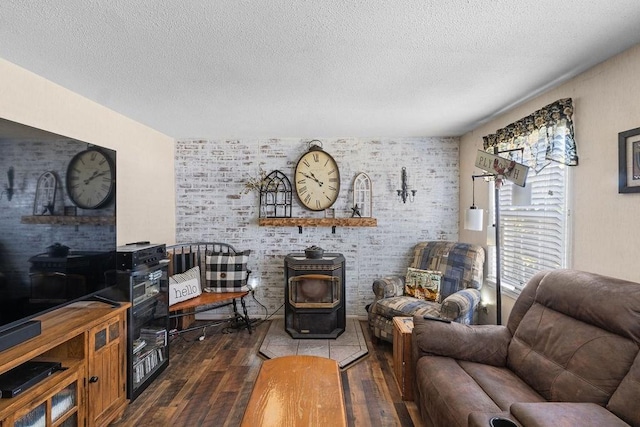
618 127 640 193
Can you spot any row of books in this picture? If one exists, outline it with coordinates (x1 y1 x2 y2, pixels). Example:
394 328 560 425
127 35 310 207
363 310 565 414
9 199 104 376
132 346 165 385
132 327 167 385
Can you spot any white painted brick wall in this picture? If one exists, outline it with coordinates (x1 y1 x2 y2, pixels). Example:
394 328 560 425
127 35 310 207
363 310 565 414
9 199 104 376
174 137 459 318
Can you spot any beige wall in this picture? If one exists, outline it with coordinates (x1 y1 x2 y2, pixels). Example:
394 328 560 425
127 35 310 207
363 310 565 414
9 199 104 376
0 58 176 246
460 43 640 324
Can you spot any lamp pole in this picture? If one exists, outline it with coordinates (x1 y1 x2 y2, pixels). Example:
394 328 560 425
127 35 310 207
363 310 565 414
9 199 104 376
493 145 503 325
494 179 502 326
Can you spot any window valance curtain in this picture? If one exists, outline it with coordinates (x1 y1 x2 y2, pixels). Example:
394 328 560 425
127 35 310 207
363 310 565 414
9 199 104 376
483 98 578 172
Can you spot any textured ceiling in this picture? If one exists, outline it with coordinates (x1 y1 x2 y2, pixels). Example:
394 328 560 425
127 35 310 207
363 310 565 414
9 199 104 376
2 1 640 139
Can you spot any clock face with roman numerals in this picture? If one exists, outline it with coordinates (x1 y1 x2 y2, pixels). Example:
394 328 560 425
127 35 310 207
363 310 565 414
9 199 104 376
66 149 115 209
294 146 340 211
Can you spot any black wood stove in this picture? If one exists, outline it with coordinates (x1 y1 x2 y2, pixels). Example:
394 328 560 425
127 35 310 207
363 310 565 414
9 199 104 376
284 252 346 339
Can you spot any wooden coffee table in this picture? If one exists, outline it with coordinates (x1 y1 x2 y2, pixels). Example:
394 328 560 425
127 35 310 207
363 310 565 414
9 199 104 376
240 355 347 427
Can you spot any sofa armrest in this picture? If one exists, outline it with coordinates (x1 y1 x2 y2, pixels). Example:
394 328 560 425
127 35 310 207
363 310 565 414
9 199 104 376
412 315 511 367
372 276 404 300
510 402 631 427
440 288 481 322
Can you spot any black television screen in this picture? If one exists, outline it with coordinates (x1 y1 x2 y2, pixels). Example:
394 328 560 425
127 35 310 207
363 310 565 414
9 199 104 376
0 119 117 349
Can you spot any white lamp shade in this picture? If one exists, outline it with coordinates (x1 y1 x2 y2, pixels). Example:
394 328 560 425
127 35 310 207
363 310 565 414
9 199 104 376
464 207 484 231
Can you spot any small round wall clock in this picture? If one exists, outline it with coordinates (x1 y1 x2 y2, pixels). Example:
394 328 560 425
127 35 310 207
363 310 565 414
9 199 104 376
294 141 340 211
66 148 115 209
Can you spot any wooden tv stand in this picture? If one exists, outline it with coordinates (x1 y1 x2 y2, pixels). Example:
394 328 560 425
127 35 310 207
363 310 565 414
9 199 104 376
0 301 131 427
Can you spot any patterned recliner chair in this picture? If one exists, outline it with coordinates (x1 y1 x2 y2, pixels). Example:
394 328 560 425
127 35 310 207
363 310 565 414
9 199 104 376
367 241 485 343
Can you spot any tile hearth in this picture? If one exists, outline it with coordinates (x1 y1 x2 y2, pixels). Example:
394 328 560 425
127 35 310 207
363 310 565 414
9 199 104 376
258 318 369 369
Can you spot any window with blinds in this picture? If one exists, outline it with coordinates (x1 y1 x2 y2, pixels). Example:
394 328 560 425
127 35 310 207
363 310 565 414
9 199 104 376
486 161 570 295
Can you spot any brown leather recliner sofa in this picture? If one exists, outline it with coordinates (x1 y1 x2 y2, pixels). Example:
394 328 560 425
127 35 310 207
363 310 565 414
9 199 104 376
411 269 640 427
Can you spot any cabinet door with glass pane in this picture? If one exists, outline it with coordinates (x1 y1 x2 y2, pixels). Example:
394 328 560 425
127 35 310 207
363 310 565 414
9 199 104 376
1 364 84 427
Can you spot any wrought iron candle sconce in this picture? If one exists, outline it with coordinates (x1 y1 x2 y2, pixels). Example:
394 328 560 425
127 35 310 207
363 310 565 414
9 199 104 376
1 167 14 201
397 167 416 203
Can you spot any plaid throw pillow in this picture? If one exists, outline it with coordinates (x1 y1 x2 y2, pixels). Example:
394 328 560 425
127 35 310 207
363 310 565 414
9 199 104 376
405 267 442 302
205 250 250 292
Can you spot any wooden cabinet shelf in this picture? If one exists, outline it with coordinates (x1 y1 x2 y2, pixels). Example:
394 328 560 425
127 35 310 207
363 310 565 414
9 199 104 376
258 217 377 233
0 359 84 427
21 216 115 226
0 301 130 427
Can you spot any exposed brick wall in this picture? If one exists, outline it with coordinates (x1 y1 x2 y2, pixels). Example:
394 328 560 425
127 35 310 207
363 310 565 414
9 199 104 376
174 137 459 318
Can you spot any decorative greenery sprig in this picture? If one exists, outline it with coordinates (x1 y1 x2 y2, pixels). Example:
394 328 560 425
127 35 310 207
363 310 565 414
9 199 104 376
242 168 277 194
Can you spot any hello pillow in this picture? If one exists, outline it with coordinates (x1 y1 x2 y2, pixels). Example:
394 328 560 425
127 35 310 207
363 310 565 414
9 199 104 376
169 266 202 306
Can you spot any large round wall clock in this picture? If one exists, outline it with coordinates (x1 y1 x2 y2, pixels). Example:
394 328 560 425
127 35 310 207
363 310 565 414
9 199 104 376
294 142 340 211
66 148 115 209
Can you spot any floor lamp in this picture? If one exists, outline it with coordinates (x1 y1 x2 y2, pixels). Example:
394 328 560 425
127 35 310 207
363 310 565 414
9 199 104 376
465 148 528 326
464 173 502 325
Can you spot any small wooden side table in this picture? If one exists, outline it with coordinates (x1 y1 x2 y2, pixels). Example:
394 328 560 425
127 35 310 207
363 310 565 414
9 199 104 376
393 316 415 400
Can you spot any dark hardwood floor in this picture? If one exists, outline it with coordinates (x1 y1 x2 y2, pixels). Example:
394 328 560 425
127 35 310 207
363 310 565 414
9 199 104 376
111 319 425 427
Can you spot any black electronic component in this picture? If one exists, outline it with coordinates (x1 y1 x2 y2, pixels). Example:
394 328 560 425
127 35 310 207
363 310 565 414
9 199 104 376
0 361 62 398
116 243 166 270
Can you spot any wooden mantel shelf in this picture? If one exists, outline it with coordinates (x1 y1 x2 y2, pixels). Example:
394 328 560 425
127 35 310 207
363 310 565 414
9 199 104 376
259 217 377 233
21 215 115 225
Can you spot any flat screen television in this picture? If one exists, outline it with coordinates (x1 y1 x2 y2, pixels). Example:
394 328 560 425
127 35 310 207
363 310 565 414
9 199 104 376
0 119 117 352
